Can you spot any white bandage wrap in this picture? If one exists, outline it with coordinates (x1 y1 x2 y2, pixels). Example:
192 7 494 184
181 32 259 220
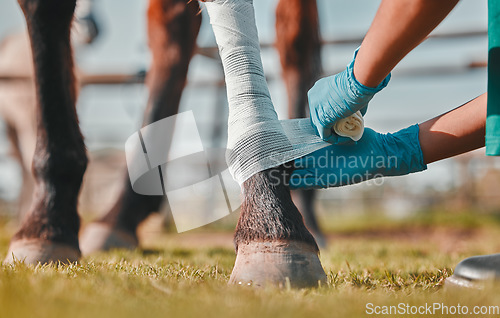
204 0 362 185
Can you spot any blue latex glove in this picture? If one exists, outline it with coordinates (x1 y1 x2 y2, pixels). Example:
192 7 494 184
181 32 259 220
308 49 391 142
289 125 427 189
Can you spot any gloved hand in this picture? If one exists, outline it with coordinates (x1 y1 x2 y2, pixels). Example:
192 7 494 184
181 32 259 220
308 49 391 142
289 125 427 189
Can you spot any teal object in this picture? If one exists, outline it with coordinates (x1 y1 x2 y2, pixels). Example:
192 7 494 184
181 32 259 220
289 125 427 189
487 0 500 155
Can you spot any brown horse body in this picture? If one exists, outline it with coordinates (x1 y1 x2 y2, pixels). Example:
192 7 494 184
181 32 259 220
5 0 325 287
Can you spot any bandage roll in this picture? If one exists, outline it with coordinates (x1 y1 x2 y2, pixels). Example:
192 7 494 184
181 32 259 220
333 111 364 141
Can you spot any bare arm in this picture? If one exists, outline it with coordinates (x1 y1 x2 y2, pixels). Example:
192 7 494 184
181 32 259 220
354 0 460 87
354 0 484 162
419 93 486 164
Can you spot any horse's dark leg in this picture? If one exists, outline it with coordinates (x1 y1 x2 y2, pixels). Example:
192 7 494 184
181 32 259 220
4 0 87 264
275 0 321 119
80 0 201 254
230 166 326 288
275 0 326 248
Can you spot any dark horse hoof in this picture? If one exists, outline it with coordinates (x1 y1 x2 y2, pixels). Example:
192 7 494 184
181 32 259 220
229 241 327 288
79 223 138 255
3 239 80 265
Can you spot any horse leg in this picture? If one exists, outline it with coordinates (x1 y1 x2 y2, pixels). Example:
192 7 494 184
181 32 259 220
275 0 326 248
4 0 87 264
200 0 326 287
230 167 326 288
80 0 201 254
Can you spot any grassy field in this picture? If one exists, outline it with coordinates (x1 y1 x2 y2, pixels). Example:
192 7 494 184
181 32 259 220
2 211 500 318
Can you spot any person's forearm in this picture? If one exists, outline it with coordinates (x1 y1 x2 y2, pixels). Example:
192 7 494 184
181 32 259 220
354 0 459 87
419 93 486 164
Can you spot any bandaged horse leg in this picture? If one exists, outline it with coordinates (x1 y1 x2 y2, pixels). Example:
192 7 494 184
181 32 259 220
80 0 201 254
4 0 86 264
203 0 327 287
275 0 326 248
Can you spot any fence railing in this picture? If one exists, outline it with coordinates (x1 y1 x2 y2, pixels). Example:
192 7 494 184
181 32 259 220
0 29 488 85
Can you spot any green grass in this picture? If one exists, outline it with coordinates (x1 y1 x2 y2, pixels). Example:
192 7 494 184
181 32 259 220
2 213 500 318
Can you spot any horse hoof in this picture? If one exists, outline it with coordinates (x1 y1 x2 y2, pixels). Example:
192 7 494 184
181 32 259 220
79 223 138 255
229 241 327 288
3 239 80 265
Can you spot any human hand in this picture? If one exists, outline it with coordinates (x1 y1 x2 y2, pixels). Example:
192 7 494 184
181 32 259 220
289 125 427 189
308 50 391 142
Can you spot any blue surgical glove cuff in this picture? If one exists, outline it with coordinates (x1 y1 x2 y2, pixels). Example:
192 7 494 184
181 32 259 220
383 124 427 176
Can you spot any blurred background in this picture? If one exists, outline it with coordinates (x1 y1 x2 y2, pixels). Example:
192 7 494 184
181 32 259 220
0 0 496 231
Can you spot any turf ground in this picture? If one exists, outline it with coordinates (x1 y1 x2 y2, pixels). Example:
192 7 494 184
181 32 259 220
2 211 500 318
